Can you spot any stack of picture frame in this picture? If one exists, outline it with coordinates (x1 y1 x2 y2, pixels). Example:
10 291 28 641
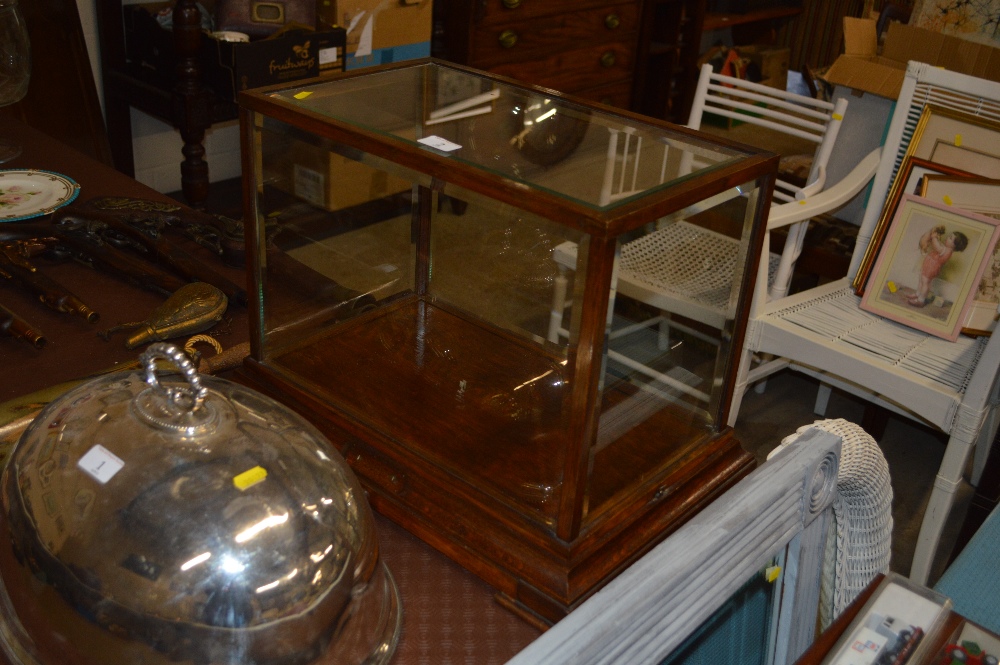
852 105 1000 341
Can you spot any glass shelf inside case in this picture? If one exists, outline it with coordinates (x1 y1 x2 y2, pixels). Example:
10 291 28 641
237 59 778 624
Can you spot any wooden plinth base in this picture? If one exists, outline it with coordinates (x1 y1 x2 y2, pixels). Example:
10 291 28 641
236 298 754 622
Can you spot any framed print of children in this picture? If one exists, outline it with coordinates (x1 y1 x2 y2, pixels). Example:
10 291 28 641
861 195 1000 341
906 224 969 308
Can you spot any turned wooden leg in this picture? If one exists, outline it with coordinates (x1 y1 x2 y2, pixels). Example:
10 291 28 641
172 0 212 209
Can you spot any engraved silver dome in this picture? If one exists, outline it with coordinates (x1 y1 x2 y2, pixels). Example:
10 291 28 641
0 343 400 665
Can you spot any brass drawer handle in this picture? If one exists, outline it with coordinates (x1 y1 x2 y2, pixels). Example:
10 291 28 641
502 0 522 8
600 51 616 68
498 29 519 48
605 13 621 29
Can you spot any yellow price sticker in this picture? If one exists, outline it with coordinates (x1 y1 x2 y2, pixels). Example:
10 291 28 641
234 466 268 490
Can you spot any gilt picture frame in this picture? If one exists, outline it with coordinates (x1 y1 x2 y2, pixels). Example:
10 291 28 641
905 105 1000 171
929 140 1000 179
860 195 1000 341
852 157 979 295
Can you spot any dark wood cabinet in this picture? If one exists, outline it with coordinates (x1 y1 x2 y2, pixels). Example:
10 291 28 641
432 0 713 122
433 0 642 110
633 0 708 122
432 1 803 124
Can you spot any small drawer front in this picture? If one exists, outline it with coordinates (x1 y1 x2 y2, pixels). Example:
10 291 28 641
478 0 611 26
572 79 634 110
470 3 638 68
487 40 634 96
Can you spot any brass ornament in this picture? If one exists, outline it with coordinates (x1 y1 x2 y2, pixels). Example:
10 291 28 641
99 282 228 349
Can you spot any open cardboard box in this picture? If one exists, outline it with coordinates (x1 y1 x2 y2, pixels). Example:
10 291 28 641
823 17 1000 99
318 0 432 70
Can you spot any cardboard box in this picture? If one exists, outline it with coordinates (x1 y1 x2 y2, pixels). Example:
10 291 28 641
272 141 411 211
818 16 1000 226
741 45 790 91
203 27 347 101
823 17 1000 100
318 0 432 70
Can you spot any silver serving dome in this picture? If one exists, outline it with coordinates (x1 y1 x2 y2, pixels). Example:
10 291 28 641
0 344 400 665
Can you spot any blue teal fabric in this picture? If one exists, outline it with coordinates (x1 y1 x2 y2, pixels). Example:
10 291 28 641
659 572 774 665
934 503 1000 634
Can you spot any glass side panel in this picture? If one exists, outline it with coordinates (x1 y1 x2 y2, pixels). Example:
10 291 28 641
264 62 748 209
419 184 587 526
252 116 585 529
254 116 424 357
580 177 763 521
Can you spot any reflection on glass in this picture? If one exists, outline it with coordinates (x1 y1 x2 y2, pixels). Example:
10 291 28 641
582 178 761 521
0 0 30 163
272 62 743 209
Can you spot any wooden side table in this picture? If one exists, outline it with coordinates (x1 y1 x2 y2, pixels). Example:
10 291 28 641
96 0 230 209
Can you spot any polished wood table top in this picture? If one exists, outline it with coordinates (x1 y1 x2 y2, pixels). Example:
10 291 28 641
0 119 540 664
0 119 220 403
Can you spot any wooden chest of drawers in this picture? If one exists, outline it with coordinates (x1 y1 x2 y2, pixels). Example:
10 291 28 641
433 0 641 109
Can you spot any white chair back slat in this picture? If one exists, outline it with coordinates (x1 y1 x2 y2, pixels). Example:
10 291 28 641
702 98 829 139
704 81 834 124
704 71 837 110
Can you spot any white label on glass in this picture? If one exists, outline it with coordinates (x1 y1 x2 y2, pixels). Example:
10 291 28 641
418 135 462 152
78 445 124 484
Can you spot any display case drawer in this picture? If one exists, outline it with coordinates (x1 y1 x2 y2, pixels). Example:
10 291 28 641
470 3 638 67
572 78 635 109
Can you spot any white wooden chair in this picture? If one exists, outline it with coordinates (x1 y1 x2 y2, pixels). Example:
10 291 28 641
545 64 864 400
505 425 854 665
731 62 1000 586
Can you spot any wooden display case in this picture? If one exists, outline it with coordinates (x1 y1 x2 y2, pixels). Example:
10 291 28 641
236 59 777 624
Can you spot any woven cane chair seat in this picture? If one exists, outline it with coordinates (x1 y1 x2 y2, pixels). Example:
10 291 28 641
619 221 781 317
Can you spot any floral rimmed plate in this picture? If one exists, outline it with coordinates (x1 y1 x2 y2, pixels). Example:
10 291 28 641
0 169 80 222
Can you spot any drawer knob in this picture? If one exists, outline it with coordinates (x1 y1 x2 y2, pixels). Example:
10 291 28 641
498 29 519 48
502 0 522 8
605 13 621 29
600 51 616 68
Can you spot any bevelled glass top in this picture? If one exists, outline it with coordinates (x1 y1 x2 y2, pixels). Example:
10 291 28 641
262 62 749 209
